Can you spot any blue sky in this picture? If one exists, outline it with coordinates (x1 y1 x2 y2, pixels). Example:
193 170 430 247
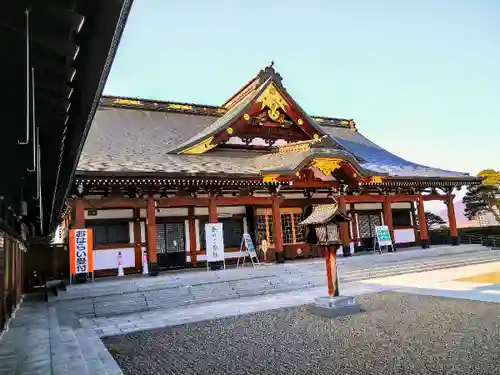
105 0 499 181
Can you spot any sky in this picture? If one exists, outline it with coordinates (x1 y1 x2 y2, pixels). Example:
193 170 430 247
104 0 500 212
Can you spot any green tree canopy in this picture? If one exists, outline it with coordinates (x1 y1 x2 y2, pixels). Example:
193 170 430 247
463 184 500 223
478 169 500 186
415 212 447 231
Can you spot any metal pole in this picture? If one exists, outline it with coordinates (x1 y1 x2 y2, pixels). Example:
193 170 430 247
37 129 43 233
19 9 31 145
28 67 36 172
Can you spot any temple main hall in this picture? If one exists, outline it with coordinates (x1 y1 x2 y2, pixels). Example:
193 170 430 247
66 65 481 275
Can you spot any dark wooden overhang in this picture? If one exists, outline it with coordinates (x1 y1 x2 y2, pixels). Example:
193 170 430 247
0 0 133 235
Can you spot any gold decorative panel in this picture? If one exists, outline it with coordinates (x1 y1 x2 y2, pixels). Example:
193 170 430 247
113 99 142 106
369 176 384 184
262 174 280 182
180 136 215 154
312 158 343 176
256 82 288 122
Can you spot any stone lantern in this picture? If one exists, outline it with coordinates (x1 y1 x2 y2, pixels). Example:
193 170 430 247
300 203 361 317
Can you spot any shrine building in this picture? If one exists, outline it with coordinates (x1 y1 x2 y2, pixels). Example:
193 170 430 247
67 65 481 275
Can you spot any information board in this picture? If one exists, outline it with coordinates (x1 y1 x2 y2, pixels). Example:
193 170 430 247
243 233 258 258
69 228 94 275
205 223 225 262
375 225 393 246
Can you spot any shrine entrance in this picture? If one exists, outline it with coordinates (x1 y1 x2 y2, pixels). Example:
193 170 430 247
156 222 186 269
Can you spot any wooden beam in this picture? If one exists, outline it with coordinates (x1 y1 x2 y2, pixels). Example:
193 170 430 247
83 198 147 209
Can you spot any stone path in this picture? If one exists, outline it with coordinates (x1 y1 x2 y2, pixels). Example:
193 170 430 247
0 296 122 375
51 245 500 321
1 244 499 375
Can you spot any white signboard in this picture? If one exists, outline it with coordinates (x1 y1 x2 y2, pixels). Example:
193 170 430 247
375 225 393 246
205 223 224 262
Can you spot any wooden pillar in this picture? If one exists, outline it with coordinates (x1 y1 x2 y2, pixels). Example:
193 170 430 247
133 208 142 272
188 206 197 263
446 195 458 246
417 196 429 248
337 195 350 256
146 198 157 264
350 210 359 243
410 201 419 245
74 199 85 228
208 197 217 223
271 193 284 262
383 196 395 250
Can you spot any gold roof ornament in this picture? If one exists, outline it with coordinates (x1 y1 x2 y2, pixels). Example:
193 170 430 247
369 176 384 184
312 158 343 176
180 136 216 154
276 137 324 154
113 99 142 106
256 82 288 122
262 174 280 182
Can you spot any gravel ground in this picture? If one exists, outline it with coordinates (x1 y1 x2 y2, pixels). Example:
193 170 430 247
104 292 500 375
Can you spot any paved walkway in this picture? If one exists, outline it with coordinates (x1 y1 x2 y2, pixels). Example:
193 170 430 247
1 244 499 375
0 295 122 375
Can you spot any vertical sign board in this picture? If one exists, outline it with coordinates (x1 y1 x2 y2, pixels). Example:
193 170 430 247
243 233 258 258
69 229 94 275
237 233 260 268
375 226 392 246
205 223 225 267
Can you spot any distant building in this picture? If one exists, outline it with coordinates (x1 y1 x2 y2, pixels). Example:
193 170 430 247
474 212 497 227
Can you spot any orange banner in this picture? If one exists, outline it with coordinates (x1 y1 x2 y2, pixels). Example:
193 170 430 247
69 229 93 275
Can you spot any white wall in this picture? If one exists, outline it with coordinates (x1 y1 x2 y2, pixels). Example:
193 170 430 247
394 229 415 244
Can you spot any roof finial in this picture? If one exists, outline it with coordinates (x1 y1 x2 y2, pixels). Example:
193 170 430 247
270 60 274 68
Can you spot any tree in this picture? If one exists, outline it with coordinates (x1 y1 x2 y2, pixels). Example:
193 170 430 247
478 169 500 186
463 184 500 223
415 212 447 231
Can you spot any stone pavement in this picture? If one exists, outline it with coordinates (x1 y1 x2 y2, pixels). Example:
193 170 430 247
0 295 123 375
1 244 499 375
50 245 500 321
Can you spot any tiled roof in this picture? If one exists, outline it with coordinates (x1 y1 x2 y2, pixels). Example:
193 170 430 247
299 204 350 225
78 108 477 180
82 106 218 157
323 126 472 179
78 151 261 176
169 78 270 153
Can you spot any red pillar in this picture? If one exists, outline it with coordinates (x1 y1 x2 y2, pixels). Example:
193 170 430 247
208 197 217 223
350 211 359 244
417 196 429 248
383 196 395 250
188 206 198 263
146 198 157 264
325 245 339 297
133 208 142 272
74 199 85 228
338 195 350 256
447 195 458 246
271 193 284 262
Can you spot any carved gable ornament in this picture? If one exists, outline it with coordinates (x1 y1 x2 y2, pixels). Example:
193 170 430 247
312 158 343 176
256 82 288 122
